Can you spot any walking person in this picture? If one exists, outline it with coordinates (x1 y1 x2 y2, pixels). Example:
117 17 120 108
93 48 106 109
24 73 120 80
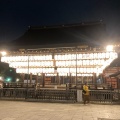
83 82 90 105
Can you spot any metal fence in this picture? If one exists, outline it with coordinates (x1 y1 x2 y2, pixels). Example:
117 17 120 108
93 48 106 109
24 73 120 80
0 88 77 102
0 88 120 104
90 90 120 103
27 89 77 102
0 88 27 100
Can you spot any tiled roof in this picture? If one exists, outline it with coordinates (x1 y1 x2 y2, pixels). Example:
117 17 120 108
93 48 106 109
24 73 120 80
12 21 107 47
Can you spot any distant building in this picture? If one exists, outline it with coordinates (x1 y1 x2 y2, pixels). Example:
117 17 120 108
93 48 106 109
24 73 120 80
0 21 120 89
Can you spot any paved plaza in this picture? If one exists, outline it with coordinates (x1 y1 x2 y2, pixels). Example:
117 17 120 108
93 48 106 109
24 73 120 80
0 100 120 120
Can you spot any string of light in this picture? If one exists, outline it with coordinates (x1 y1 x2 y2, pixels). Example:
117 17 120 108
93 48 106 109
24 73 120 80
1 51 118 76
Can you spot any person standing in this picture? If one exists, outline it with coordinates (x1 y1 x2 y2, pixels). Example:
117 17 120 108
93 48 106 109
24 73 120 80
83 82 90 105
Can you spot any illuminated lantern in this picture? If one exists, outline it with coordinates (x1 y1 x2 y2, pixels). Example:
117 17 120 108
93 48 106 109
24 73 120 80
106 52 109 58
79 54 82 59
93 53 96 59
55 55 58 60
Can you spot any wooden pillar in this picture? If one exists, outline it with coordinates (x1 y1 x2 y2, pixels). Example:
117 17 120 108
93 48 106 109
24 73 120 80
42 73 45 87
93 73 96 83
58 73 61 85
21 73 25 87
34 73 38 90
56 73 59 85
93 73 97 89
69 73 72 88
36 73 38 85
21 73 25 83
117 77 119 89
30 73 32 85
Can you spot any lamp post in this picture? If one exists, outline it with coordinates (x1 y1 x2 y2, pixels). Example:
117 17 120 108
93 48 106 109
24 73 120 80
26 52 30 99
27 54 29 88
76 49 77 88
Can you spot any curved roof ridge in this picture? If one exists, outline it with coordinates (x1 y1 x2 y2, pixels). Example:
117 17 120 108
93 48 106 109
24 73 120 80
28 20 104 30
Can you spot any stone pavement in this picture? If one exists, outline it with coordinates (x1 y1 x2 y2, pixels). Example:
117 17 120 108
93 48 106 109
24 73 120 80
0 100 120 120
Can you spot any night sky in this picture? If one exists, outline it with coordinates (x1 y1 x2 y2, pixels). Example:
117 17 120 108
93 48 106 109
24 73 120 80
0 0 120 42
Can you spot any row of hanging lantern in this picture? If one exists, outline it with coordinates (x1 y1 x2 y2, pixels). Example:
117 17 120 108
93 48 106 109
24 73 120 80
56 59 106 66
54 52 117 60
9 58 115 68
16 67 102 74
57 68 102 73
16 68 55 74
71 73 93 76
9 60 105 68
9 61 53 68
1 52 117 63
45 73 93 76
45 73 68 76
16 71 94 77
1 50 118 76
1 55 53 62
